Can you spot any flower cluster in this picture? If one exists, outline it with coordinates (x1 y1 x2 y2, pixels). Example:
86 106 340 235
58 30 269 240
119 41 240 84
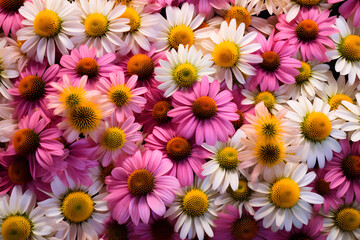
0 0 360 239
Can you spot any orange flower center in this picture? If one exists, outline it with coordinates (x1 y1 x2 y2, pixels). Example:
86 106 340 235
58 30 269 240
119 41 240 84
192 96 217 120
127 54 154 81
152 101 172 124
166 136 191 161
127 169 154 196
18 75 45 101
8 157 32 184
12 129 40 155
76 58 99 78
260 51 280 72
231 110 244 130
296 19 319 42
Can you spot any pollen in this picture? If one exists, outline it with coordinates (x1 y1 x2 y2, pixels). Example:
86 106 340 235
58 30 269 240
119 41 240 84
231 215 258 240
295 61 312 85
254 91 276 110
84 13 109 37
101 127 127 151
296 19 319 42
301 112 332 142
1 215 32 240
228 180 251 202
152 100 172 124
232 110 245 130
127 54 154 81
18 75 46 101
341 155 360 180
181 188 209 217
8 157 32 185
166 136 191 161
339 35 360 62
61 191 94 223
260 51 280 72
12 129 40 156
33 10 61 38
0 0 25 11
192 96 217 120
328 94 353 110
68 102 102 132
59 86 87 109
108 85 132 107
255 140 285 167
120 7 141 33
168 25 195 50
295 0 321 7
150 219 175 240
224 6 251 29
217 147 239 170
315 178 331 195
173 63 198 88
335 208 360 232
127 169 155 196
271 178 300 208
76 58 99 79
255 114 282 140
212 41 239 68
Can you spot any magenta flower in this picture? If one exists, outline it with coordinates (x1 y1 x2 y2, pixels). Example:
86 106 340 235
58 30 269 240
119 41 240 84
168 76 238 146
178 0 230 15
0 0 27 36
328 0 360 27
105 150 180 225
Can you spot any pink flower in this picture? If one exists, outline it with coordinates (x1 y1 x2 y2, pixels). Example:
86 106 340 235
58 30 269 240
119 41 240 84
0 0 28 36
328 0 360 27
177 0 231 15
248 30 301 91
275 7 338 62
101 218 134 240
105 150 180 225
168 76 238 146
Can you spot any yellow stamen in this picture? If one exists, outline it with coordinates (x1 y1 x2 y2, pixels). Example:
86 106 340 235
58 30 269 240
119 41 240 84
295 61 312 85
61 191 94 223
254 91 276 110
328 94 353 110
168 25 194 50
68 101 102 132
108 85 132 107
271 178 300 208
59 86 86 109
1 215 32 240
255 140 285 167
339 35 360 62
120 7 141 33
33 10 61 38
181 188 209 217
224 6 251 29
301 112 332 142
84 13 109 37
217 147 239 170
212 41 239 68
228 180 251 202
101 127 126 151
173 63 197 88
335 208 360 232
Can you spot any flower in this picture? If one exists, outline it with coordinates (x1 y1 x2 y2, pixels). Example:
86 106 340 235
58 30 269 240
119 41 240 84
336 93 360 141
285 0 330 22
0 0 28 36
249 0 289 15
3 36 30 72
0 38 19 100
0 103 18 143
328 0 360 27
101 218 133 240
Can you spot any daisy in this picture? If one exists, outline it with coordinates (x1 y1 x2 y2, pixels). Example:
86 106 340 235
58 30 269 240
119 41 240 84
0 39 19 100
328 0 360 27
202 19 262 90
8 61 59 119
17 0 80 65
168 76 238 146
97 71 147 122
0 186 65 240
230 84 255 131
275 7 337 62
285 0 330 22
0 103 18 143
326 16 360 85
286 96 346 168
38 176 110 240
155 44 215 97
336 93 360 141
145 125 211 187
58 44 122 90
72 0 130 57
164 177 219 240
3 36 30 72
249 163 324 231
0 0 28 36
201 129 246 193
105 150 180 225
249 0 289 15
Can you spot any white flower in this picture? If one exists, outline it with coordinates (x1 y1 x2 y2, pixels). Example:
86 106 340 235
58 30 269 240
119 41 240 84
248 0 289 15
0 39 18 100
336 93 360 142
0 103 18 143
3 37 30 72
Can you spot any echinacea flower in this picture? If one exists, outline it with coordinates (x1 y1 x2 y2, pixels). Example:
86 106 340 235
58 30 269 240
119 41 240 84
0 0 28 36
328 0 360 27
178 0 229 15
285 0 330 22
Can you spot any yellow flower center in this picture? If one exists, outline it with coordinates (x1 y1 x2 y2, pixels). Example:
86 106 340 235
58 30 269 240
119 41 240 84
166 137 191 161
84 13 109 37
106 222 128 240
150 219 175 240
101 127 126 151
181 188 209 217
315 178 331 195
296 19 319 42
212 41 239 68
217 147 239 170
152 101 172 124
260 51 280 72
254 91 276 110
335 208 360 232
255 115 282 140
342 155 360 180
128 169 154 196
33 10 61 38
76 58 99 78
127 54 154 81
1 215 31 240
301 112 332 142
109 85 132 107
120 7 141 33
68 102 102 132
59 86 86 109
295 61 312 85
232 110 244 130
339 35 360 62
168 25 194 50
12 129 40 156
8 157 32 185
231 215 258 240
228 180 251 202
328 94 353 110
18 75 46 101
224 6 251 29
61 191 94 223
0 0 25 11
295 0 321 7
192 96 217 120
173 63 197 88
255 141 285 167
271 178 300 208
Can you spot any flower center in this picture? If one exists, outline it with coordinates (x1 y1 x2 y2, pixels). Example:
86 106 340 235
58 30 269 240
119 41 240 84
224 6 251 29
100 162 115 183
152 101 172 124
166 137 191 161
181 189 209 217
256 141 285 167
84 13 109 37
127 54 154 81
295 61 312 85
335 208 360 232
68 103 101 132
59 87 86 109
289 233 312 240
109 85 132 107
232 110 244 130
295 0 321 7
8 157 32 185
217 147 239 170
254 91 275 110
18 75 46 101
342 155 360 180
151 219 175 240
256 116 281 140
168 25 194 50
301 112 332 142
212 41 239 68
120 7 141 33
1 215 31 240
61 191 94 223
173 63 197 88
101 127 126 151
12 129 40 155
328 94 353 110
271 178 300 208
296 19 319 42
127 169 155 196
260 51 280 72
192 96 217 120
231 215 258 240
228 180 251 202
76 58 99 78
33 10 61 38
338 35 360 62
315 178 331 196
106 222 128 240
0 0 25 11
